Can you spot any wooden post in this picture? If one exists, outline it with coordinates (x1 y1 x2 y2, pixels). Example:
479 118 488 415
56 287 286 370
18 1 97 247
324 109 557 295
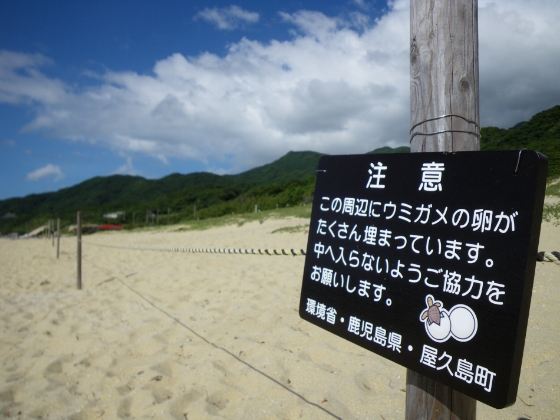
56 218 60 259
410 0 479 153
52 218 55 246
407 0 479 419
77 211 82 290
167 207 170 224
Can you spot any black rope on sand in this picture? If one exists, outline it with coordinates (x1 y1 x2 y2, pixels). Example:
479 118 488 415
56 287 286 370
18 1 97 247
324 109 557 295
82 241 306 256
537 251 560 264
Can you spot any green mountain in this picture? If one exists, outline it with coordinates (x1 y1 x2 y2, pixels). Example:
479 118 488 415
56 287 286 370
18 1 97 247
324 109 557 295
481 105 560 178
1 148 410 219
234 150 326 184
0 151 324 217
0 148 406 234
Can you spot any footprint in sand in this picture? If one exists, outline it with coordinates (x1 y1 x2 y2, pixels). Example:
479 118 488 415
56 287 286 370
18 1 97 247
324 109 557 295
168 389 202 417
151 361 173 378
117 396 133 419
45 360 63 374
152 387 174 404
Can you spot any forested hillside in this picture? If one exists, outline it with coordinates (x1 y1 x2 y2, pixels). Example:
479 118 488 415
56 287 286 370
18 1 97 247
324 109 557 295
481 105 560 178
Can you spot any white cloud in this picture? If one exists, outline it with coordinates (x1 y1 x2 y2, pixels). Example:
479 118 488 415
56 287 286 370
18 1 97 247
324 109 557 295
25 164 64 181
196 5 259 30
3 139 15 147
1 0 560 175
0 50 68 105
1 3 410 172
478 0 560 126
354 0 369 9
113 156 138 175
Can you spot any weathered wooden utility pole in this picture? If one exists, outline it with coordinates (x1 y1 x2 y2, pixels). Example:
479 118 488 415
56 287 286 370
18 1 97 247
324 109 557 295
407 0 479 419
410 0 480 153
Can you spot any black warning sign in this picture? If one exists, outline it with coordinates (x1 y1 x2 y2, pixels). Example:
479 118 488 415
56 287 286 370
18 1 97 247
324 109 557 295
299 150 547 409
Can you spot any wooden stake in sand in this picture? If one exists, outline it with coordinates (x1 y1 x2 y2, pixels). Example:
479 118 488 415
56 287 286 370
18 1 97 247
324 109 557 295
77 211 82 290
56 218 60 259
407 0 479 418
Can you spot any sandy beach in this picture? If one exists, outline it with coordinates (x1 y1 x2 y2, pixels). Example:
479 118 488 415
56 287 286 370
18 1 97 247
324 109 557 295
1 216 559 419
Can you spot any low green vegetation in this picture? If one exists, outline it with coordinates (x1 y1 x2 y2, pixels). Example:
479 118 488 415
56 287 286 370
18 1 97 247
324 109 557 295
271 224 309 234
545 177 560 197
543 177 560 225
139 203 312 233
543 202 560 218
542 203 560 225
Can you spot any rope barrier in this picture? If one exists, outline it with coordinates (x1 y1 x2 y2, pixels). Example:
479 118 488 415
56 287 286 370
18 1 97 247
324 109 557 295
82 241 306 256
537 251 560 265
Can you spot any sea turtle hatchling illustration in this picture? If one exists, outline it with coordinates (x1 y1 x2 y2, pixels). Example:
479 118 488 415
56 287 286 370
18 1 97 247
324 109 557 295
421 295 441 325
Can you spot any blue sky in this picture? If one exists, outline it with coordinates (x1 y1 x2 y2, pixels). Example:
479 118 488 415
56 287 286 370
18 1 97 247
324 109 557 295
1 0 560 200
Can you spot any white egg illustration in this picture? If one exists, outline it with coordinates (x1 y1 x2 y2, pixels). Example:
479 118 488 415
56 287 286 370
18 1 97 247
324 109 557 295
449 304 478 342
425 309 452 342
